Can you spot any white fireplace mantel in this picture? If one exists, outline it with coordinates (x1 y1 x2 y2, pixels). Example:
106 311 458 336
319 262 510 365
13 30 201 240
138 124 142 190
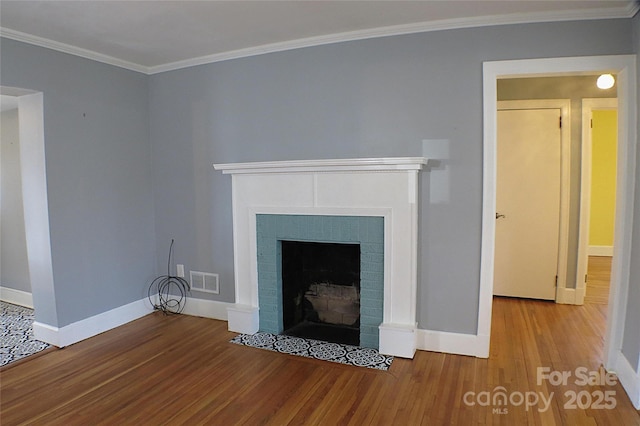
214 157 429 358
215 157 429 174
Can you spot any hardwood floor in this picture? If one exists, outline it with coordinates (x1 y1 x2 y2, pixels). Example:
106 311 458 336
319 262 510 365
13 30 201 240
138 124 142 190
2 275 638 424
584 256 612 305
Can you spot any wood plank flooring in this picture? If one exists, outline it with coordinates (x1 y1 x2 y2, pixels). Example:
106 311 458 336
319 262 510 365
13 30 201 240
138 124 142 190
584 256 612 305
2 265 638 425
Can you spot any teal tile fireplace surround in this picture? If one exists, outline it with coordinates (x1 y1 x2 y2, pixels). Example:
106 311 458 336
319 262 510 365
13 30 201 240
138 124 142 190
256 214 384 349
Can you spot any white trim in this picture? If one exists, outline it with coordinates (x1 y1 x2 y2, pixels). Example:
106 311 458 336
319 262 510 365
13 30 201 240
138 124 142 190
588 245 614 257
479 65 499 352
148 7 635 74
0 286 33 308
32 298 151 347
16 92 59 327
214 157 429 174
605 62 636 371
31 321 59 346
612 350 640 409
482 54 637 403
556 286 580 305
496 99 571 303
226 304 259 334
2 5 637 75
207 309 490 358
181 297 231 321
417 329 489 358
379 323 417 358
0 28 148 74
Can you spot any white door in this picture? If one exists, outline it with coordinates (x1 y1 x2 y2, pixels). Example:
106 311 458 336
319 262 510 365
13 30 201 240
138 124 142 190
494 107 561 300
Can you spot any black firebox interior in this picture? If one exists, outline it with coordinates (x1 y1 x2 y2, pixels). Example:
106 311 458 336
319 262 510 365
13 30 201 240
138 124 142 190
281 240 360 346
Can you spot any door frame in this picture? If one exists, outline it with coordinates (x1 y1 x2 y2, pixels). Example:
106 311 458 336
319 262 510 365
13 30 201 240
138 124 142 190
479 55 636 374
0 86 58 330
575 98 618 305
496 99 571 302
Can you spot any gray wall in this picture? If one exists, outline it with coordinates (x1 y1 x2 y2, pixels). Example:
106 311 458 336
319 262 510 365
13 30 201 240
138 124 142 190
622 11 640 374
1 108 31 293
0 16 636 340
149 19 632 334
0 40 156 327
498 76 617 290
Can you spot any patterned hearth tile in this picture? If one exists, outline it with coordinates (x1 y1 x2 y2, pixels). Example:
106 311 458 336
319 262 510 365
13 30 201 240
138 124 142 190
1 301 51 366
230 332 393 371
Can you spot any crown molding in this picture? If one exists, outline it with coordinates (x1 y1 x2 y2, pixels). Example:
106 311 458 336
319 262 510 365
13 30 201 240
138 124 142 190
139 6 640 74
0 27 149 74
627 1 640 16
2 4 637 76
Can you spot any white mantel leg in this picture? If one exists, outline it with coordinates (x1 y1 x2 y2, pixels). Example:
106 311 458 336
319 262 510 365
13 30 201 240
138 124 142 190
227 305 259 334
379 323 417 358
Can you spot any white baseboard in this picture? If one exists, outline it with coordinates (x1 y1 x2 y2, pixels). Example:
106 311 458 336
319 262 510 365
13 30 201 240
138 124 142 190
612 350 640 409
197 303 488 359
556 287 576 305
26 295 489 360
416 329 489 358
31 321 59 346
0 286 34 308
32 297 230 348
33 298 151 348
379 323 417 358
181 297 232 321
588 245 614 256
556 286 587 305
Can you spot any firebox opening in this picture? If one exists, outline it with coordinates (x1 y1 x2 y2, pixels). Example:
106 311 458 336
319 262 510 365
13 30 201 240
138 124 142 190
281 240 360 346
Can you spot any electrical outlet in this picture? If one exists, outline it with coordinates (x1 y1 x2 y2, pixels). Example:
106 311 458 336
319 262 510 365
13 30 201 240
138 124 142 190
176 264 185 278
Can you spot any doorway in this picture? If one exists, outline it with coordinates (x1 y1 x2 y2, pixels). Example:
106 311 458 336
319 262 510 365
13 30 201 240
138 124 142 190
479 55 637 379
1 95 32 307
0 89 56 365
0 86 57 344
577 98 618 306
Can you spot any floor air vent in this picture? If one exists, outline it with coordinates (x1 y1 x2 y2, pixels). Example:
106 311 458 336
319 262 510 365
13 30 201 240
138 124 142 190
189 271 219 294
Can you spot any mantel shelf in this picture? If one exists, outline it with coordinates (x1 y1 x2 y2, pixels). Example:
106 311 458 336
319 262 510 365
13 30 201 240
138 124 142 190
213 157 430 174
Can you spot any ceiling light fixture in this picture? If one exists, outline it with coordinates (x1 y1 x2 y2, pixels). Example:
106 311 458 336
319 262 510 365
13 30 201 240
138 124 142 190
596 74 615 90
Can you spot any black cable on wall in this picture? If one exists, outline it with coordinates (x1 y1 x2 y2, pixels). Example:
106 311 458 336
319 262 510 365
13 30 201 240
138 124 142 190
148 239 190 314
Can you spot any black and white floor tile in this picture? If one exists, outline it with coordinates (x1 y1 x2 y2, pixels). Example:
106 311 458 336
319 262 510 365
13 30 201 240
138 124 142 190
1 301 50 367
230 332 393 371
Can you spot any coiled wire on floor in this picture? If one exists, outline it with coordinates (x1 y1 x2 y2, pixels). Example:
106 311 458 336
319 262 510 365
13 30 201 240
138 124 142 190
148 239 190 314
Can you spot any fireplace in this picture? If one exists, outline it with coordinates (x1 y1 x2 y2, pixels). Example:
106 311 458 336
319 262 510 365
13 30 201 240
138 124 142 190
256 214 384 349
281 241 360 345
214 157 428 358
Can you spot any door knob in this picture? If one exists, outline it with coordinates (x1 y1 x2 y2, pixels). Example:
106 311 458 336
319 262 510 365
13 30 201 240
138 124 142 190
496 212 506 219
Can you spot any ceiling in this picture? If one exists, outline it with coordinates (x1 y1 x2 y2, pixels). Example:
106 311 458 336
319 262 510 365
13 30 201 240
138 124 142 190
0 1 637 74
